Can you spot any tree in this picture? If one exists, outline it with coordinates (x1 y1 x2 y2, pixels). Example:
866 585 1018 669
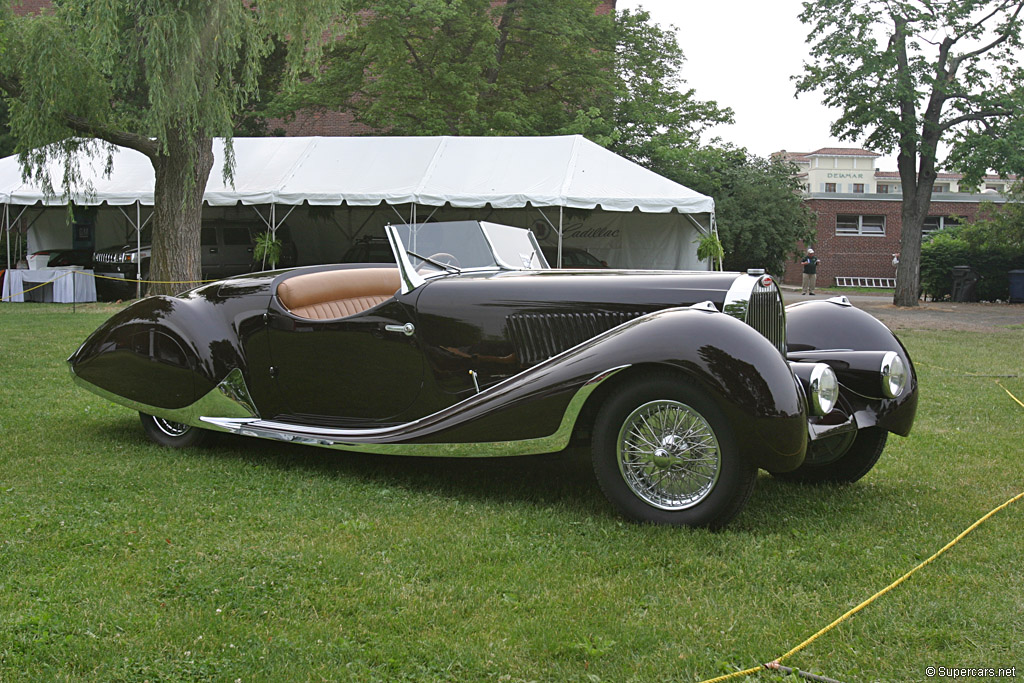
0 0 351 295
959 182 1024 252
796 0 1024 306
605 9 732 166
277 3 731 146
652 145 815 275
279 0 614 137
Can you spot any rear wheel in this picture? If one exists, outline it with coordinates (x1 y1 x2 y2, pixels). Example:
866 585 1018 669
592 376 756 529
775 426 887 483
139 412 212 448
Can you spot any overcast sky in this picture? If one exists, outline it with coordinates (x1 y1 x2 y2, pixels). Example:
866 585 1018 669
617 1 895 169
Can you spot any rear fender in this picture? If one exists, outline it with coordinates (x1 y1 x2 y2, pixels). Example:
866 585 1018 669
68 295 244 411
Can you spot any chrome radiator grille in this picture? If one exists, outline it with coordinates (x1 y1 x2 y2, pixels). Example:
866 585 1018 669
507 310 647 366
746 280 787 355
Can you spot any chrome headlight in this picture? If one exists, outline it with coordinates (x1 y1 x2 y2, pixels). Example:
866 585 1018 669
880 351 907 398
809 363 839 416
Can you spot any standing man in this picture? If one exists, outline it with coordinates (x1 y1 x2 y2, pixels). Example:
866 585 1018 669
801 248 819 295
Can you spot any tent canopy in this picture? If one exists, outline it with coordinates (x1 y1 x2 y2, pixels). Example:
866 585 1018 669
0 135 714 215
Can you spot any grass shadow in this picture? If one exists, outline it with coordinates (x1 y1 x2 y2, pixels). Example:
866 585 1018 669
197 429 608 516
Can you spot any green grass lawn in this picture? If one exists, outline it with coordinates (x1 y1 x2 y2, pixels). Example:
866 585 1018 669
1 302 1022 682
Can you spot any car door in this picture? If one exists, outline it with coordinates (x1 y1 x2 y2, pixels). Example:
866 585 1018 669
265 296 426 423
219 225 256 277
199 227 219 278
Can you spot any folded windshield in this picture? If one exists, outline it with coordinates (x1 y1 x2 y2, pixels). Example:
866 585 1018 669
389 220 545 273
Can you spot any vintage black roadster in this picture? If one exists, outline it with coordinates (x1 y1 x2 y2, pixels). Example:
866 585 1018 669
70 220 917 528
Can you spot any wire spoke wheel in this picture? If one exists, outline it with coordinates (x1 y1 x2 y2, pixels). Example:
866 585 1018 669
152 416 191 438
139 412 212 448
592 375 755 528
617 400 721 510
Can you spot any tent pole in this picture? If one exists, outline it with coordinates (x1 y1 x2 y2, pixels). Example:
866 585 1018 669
136 201 142 299
269 203 277 270
712 212 722 271
5 204 10 271
684 212 721 271
557 206 563 269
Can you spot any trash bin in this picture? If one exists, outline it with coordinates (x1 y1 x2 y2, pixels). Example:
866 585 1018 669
950 265 979 302
1009 270 1024 303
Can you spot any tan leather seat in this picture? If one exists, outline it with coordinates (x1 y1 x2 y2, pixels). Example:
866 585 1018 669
277 267 401 320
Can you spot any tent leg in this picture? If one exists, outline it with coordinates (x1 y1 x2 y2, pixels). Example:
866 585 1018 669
557 206 563 268
136 202 142 299
5 204 10 271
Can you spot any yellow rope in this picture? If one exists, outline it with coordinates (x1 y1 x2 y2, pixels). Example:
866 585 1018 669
996 380 1024 408
770 490 1023 665
696 490 1024 683
0 270 75 301
699 665 764 683
87 271 221 285
2 269 222 301
2 268 220 301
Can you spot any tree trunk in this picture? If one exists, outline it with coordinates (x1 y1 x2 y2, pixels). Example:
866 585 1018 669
893 130 939 307
148 131 215 297
894 192 929 306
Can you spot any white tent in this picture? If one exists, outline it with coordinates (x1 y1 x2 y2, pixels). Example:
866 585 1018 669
2 135 716 271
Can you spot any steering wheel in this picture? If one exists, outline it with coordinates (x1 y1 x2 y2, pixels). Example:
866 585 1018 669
425 252 460 268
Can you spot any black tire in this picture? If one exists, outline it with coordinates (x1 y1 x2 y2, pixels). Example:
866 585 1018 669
591 376 757 529
139 412 212 448
776 426 888 484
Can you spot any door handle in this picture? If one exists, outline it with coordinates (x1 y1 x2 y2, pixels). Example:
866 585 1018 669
384 323 415 337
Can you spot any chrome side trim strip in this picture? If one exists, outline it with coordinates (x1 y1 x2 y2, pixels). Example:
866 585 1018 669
200 365 630 456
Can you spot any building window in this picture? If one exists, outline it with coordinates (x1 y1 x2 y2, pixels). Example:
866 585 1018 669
837 214 886 236
985 184 1004 193
923 216 963 236
853 183 865 193
877 184 889 194
825 183 837 193
932 184 949 193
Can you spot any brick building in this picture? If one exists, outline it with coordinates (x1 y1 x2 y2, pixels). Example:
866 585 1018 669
782 194 990 288
776 148 1012 288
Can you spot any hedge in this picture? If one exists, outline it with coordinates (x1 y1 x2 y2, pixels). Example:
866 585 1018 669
920 231 1024 301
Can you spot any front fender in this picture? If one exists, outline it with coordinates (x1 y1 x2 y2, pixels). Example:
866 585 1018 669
260 306 808 465
786 297 918 436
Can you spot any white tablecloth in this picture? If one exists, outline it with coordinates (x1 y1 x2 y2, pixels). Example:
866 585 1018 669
2 268 98 303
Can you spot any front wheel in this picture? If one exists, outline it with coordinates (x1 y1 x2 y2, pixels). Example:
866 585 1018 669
591 376 756 529
775 426 887 484
139 412 212 448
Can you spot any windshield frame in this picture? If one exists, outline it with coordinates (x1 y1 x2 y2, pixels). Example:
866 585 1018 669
384 221 549 294
478 221 546 271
